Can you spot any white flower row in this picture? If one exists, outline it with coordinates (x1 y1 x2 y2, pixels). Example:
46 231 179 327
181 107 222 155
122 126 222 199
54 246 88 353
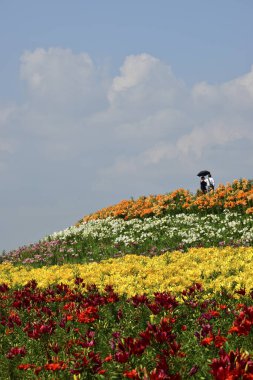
44 211 253 247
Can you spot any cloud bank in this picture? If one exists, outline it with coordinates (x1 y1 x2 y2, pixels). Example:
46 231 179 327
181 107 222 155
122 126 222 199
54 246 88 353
1 48 253 250
2 47 253 187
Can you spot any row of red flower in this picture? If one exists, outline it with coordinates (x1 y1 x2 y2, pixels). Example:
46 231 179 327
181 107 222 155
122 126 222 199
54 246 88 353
1 280 253 379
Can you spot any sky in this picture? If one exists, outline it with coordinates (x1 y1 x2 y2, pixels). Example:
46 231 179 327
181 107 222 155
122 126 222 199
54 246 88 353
1 0 253 252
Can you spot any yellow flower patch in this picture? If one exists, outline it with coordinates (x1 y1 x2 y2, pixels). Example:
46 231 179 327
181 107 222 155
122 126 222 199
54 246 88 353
1 247 253 296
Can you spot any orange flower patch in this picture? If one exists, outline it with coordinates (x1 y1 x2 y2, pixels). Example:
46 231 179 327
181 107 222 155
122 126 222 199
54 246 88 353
79 179 253 223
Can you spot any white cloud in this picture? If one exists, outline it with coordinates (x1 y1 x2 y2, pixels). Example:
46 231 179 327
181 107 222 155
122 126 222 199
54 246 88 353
178 68 253 159
0 48 252 197
20 48 109 115
177 122 244 158
108 53 187 119
223 65 253 105
20 48 94 93
110 54 159 92
192 65 253 110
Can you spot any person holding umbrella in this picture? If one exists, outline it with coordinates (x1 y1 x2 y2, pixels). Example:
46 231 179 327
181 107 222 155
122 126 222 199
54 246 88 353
200 176 208 193
197 170 212 194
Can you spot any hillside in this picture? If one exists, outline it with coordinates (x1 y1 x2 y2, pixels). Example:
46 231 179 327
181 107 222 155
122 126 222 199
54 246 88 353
2 178 253 267
1 178 253 379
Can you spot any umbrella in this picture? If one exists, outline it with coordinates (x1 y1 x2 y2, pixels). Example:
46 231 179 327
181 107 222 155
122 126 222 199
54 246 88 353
197 170 210 177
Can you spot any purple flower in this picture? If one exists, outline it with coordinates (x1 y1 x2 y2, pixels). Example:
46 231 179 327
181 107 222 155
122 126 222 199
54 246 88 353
188 365 199 376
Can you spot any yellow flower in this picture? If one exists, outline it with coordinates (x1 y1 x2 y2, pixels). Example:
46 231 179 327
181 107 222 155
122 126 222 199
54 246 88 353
1 247 253 296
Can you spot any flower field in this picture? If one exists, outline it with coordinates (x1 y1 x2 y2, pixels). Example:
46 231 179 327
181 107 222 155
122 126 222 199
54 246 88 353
1 179 253 379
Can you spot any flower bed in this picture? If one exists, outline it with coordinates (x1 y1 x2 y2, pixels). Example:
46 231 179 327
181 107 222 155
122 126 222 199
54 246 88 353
3 210 253 266
1 280 253 379
1 247 253 295
2 179 253 378
81 179 253 222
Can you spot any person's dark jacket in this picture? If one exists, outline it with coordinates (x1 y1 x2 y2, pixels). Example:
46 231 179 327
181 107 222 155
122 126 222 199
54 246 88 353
200 179 207 193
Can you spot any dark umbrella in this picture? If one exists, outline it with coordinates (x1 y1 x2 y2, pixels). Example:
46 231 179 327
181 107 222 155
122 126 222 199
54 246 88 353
197 170 210 177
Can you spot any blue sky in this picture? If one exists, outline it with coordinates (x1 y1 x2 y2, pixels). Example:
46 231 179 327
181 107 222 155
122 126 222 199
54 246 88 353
1 0 253 252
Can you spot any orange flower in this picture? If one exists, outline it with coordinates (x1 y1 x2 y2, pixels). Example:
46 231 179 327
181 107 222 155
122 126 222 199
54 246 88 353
228 326 239 334
5 328 14 335
44 362 67 371
104 354 113 362
77 306 98 324
79 179 253 223
124 369 140 379
201 336 213 346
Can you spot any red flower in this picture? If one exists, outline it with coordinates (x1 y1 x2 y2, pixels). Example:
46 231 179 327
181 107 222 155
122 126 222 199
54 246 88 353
124 369 140 379
209 310 220 317
34 366 43 375
228 307 253 336
236 303 245 310
8 311 22 327
104 354 113 362
44 362 67 371
218 304 227 310
18 363 34 370
201 336 213 346
77 306 99 324
49 342 61 354
154 292 179 310
0 283 9 292
6 346 26 359
129 294 149 307
98 369 106 374
214 331 227 348
117 308 123 320
115 351 130 363
235 288 246 295
209 348 253 379
23 320 56 339
63 302 76 310
74 277 84 285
